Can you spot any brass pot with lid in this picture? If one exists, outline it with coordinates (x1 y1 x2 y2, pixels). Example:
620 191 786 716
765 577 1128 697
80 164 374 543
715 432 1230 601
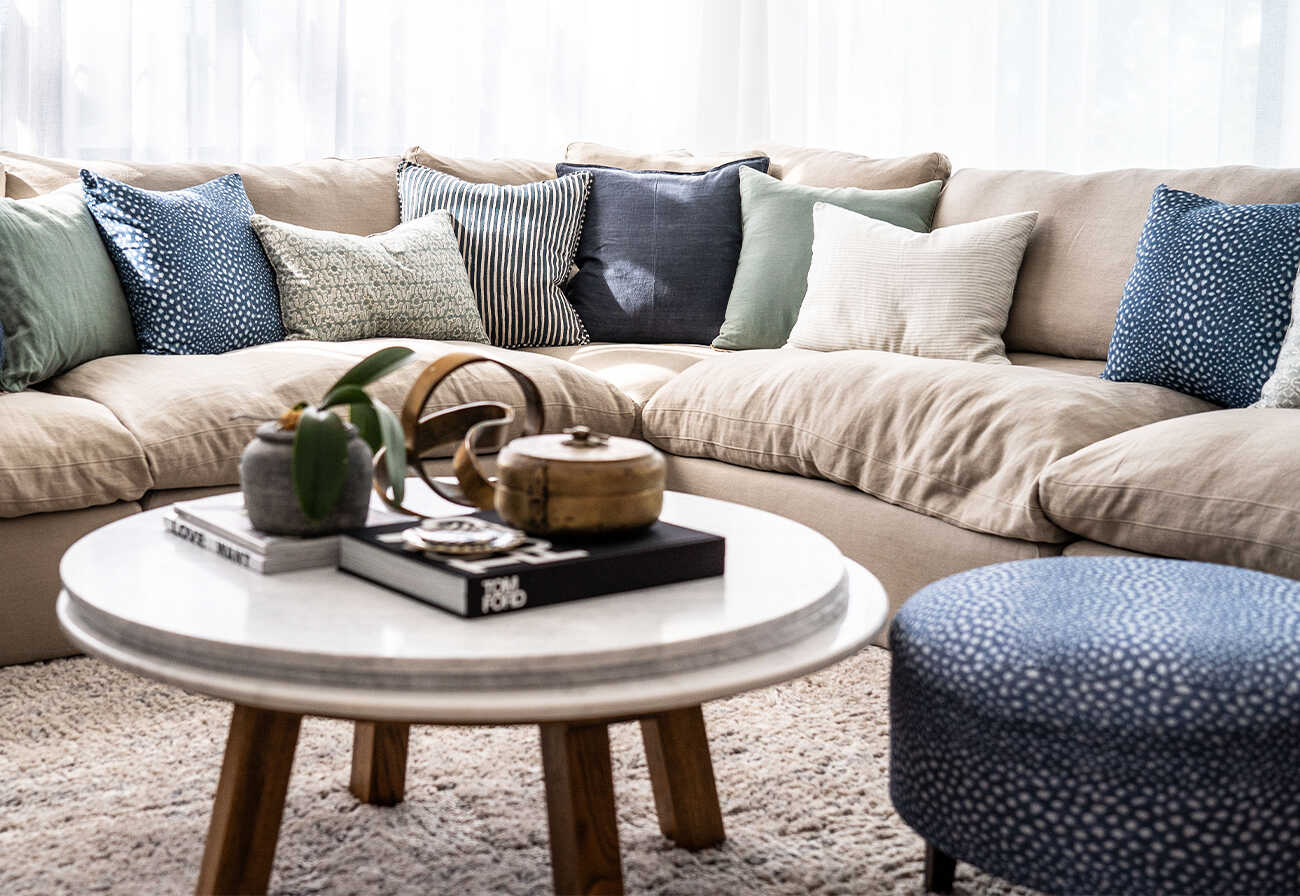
494 425 665 535
372 352 666 536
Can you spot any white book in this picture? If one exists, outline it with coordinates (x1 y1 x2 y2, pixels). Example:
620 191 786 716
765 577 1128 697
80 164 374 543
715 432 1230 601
164 492 411 574
163 511 274 573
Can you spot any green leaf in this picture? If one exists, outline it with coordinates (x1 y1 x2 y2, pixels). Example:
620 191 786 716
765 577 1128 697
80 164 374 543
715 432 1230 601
292 406 349 520
349 401 382 452
319 383 372 411
324 346 415 397
374 401 407 505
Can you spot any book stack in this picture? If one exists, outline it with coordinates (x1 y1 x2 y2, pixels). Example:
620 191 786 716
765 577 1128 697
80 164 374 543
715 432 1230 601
339 511 726 618
163 493 728 617
162 492 410 574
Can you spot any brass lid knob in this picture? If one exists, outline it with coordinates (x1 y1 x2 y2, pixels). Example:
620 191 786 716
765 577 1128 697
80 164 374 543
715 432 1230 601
562 425 609 448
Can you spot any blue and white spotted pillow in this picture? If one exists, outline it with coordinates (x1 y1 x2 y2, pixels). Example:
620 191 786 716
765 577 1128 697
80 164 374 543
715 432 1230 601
82 170 283 355
1101 184 1300 407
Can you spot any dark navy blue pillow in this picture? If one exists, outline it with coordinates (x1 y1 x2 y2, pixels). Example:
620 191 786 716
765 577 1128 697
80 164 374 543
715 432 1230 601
82 170 283 355
1101 185 1300 407
556 157 769 344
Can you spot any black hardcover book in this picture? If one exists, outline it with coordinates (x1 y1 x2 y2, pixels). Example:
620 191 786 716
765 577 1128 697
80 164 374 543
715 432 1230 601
338 512 726 618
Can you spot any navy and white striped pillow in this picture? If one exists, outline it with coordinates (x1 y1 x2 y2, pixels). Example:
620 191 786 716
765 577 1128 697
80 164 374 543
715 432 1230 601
397 162 591 348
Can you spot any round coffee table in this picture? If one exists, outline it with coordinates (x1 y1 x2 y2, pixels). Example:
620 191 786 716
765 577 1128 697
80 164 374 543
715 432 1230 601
58 491 887 895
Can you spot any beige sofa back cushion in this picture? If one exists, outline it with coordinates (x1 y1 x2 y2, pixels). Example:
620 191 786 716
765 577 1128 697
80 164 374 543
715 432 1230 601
1040 408 1300 579
563 142 765 173
935 165 1300 360
758 143 951 189
564 141 951 188
0 151 401 235
403 146 555 185
0 391 151 517
641 348 1212 543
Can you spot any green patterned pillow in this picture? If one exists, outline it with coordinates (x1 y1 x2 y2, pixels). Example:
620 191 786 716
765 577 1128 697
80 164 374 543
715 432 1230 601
250 210 488 343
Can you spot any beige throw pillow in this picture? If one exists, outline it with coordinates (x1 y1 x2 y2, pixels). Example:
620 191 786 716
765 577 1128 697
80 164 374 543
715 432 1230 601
787 203 1038 363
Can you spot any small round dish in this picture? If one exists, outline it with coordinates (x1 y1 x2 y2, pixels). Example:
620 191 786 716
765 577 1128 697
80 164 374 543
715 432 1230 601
401 517 526 557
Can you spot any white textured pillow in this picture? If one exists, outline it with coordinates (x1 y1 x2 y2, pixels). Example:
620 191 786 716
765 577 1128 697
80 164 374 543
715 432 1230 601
787 202 1038 363
1256 277 1300 407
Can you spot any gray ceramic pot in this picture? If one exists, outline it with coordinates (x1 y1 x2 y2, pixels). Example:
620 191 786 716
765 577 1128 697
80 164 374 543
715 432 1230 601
240 421 374 536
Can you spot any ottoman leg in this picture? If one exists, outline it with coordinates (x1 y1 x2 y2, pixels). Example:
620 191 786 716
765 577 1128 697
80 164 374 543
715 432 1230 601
924 842 956 894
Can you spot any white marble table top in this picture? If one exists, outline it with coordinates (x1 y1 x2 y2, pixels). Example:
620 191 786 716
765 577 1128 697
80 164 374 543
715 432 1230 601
58 488 888 722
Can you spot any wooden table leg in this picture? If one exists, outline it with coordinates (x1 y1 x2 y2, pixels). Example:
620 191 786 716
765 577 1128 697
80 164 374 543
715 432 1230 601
196 704 302 896
639 705 725 850
350 721 410 806
539 721 623 895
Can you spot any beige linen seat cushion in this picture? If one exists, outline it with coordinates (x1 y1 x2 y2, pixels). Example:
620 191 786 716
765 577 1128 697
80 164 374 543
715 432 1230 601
48 340 639 491
521 343 722 406
640 348 1213 543
1007 352 1106 377
0 151 401 234
1040 409 1300 579
0 391 151 517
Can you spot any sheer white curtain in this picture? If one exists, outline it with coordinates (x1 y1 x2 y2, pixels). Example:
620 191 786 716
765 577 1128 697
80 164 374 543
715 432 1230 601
3 0 1299 171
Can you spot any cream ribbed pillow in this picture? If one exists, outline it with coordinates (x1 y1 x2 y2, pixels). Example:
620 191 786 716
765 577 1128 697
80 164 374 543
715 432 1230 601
787 203 1038 363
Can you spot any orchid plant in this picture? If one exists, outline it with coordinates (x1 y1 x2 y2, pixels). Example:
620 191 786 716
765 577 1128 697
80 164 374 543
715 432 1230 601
276 346 414 520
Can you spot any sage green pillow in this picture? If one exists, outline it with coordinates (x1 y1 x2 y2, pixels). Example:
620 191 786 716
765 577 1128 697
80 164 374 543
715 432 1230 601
0 186 137 391
712 168 943 351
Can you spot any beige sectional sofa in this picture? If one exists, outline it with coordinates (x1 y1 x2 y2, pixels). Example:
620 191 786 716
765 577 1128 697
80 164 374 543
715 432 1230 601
3 146 1298 666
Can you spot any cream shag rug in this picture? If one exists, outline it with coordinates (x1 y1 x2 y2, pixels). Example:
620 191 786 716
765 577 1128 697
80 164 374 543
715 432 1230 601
0 646 1035 895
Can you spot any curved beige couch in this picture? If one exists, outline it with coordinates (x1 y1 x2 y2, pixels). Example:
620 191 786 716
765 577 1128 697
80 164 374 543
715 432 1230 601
4 146 1299 665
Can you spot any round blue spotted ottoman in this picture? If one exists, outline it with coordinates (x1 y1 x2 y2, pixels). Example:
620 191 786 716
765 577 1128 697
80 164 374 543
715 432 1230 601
889 557 1300 895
